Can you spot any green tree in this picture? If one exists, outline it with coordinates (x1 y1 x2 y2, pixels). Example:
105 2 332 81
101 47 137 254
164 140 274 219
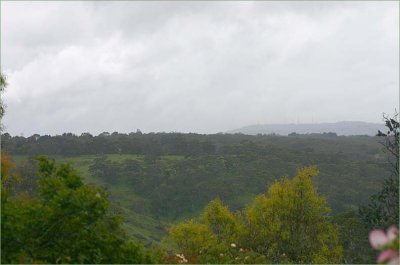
243 166 342 263
1 156 154 264
360 113 399 229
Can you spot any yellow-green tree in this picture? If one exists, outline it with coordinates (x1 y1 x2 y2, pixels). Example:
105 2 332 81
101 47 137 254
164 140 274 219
163 166 343 264
166 219 216 258
201 198 241 243
164 199 266 264
243 166 342 263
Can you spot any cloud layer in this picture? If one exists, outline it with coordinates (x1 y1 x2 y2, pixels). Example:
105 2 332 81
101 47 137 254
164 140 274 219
1 1 398 135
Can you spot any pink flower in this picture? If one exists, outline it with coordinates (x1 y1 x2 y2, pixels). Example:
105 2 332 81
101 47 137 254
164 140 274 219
370 226 400 264
370 230 390 249
387 226 399 242
377 250 397 263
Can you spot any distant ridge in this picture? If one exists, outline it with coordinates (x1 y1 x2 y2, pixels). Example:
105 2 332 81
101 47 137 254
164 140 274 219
227 121 385 136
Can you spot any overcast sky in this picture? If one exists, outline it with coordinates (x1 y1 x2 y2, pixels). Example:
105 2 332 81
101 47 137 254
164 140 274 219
1 1 399 136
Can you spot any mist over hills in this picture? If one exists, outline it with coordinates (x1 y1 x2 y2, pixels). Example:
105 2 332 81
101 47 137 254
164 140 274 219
228 121 385 136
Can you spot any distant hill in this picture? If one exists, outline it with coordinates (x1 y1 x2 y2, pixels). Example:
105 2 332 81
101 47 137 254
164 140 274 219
228 121 385 136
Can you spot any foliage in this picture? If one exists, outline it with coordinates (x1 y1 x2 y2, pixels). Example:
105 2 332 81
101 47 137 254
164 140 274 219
201 198 241 243
4 131 389 218
1 151 18 205
377 113 399 177
243 166 342 263
0 72 7 130
360 113 399 229
332 211 375 263
1 156 154 264
1 130 384 163
11 157 39 197
3 130 392 260
166 219 216 258
163 199 266 264
163 167 343 264
10 147 389 245
83 147 387 221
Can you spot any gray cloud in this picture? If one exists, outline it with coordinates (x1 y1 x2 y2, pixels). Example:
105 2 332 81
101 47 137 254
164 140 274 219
1 1 398 136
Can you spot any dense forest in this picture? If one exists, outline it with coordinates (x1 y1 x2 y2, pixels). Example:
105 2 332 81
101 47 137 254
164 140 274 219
1 128 399 263
1 73 399 264
1 131 393 217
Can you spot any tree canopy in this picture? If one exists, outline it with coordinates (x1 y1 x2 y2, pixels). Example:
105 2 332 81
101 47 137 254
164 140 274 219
1 156 154 264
